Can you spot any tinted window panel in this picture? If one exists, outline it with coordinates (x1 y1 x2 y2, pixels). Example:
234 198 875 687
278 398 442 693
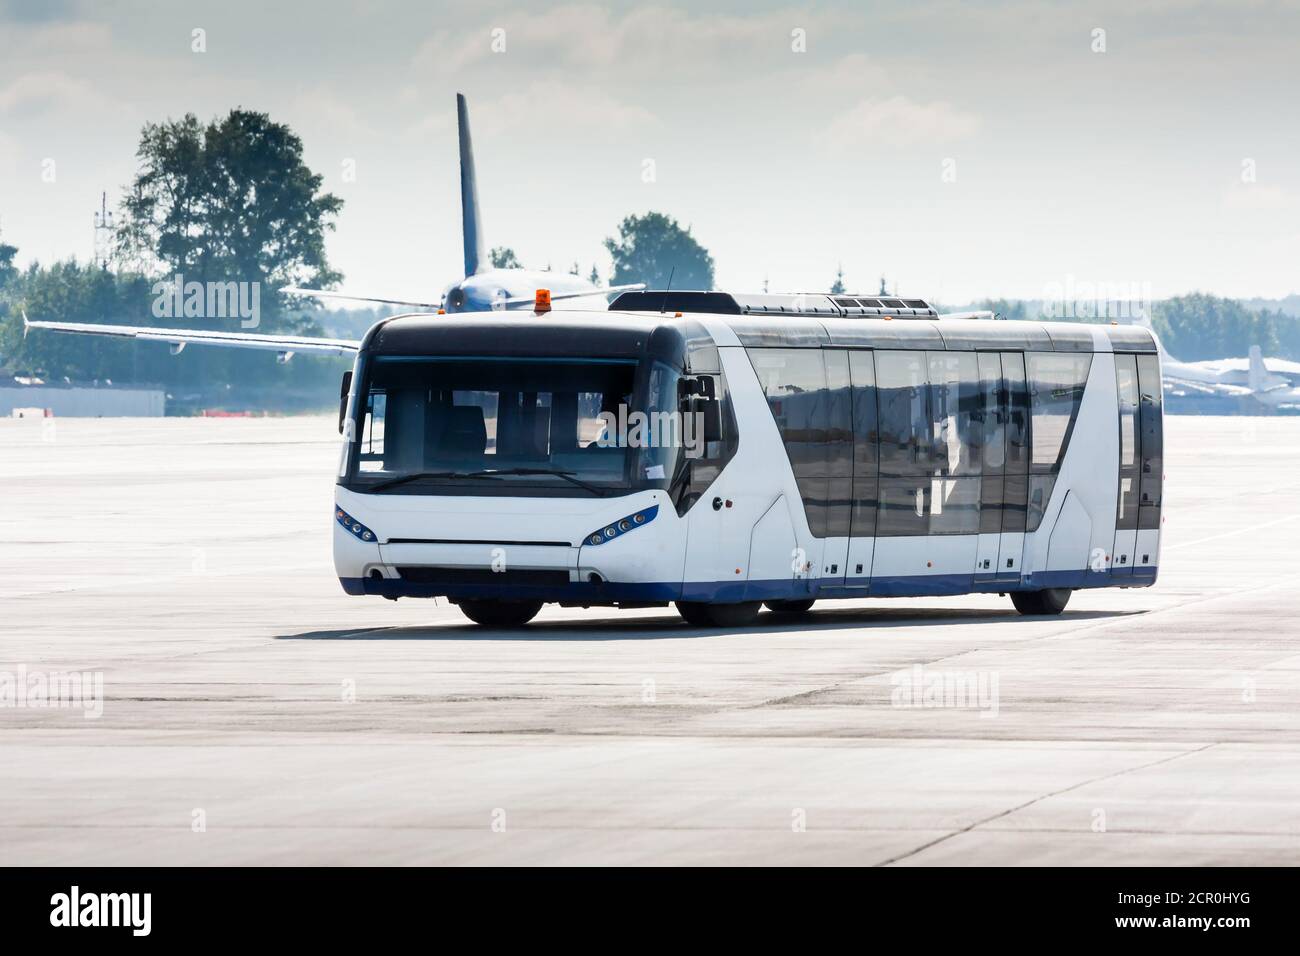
848 350 879 539
1027 474 1056 532
877 477 929 536
1003 352 1030 474
979 473 1004 534
824 350 854 537
1027 352 1093 473
1137 353 1163 527
931 477 981 535
876 350 931 475
748 348 830 536
976 352 1005 534
928 351 980 477
977 352 1006 475
1115 353 1140 531
1002 472 1028 533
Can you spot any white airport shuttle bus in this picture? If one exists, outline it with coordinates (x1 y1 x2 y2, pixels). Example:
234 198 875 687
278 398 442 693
331 291 1163 626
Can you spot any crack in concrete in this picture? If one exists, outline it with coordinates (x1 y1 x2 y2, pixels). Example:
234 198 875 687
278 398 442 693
874 741 1219 866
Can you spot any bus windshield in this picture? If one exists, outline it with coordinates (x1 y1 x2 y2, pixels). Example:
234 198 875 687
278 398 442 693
345 355 680 494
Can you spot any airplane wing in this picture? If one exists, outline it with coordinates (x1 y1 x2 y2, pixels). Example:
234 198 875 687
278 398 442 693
1162 375 1252 397
24 314 360 358
281 287 442 310
498 283 646 307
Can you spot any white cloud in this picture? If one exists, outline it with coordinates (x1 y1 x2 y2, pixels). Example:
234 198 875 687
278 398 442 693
410 4 835 78
0 70 119 116
405 81 657 140
826 95 980 145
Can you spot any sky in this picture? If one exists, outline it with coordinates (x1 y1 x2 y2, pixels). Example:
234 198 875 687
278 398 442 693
1 0 1298 306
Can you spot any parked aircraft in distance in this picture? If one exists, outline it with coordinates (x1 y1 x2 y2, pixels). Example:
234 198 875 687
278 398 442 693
1247 345 1300 408
1134 316 1300 402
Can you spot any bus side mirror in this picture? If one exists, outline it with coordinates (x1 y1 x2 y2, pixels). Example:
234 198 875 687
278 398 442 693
338 370 352 435
691 396 722 443
678 375 716 400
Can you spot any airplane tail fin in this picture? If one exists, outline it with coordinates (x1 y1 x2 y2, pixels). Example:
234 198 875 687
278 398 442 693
1248 344 1268 392
457 93 485 278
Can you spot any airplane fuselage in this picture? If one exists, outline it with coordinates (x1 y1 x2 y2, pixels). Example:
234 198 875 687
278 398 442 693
442 269 607 313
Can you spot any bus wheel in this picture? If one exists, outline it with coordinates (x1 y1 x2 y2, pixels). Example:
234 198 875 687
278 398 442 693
675 602 713 626
1010 589 1072 616
675 601 762 627
458 599 543 627
764 599 816 616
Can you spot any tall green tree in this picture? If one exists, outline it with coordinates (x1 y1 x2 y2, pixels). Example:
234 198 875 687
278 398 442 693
1 260 152 380
1153 293 1278 360
604 212 714 290
116 109 343 320
0 233 17 334
975 298 1031 321
0 235 16 289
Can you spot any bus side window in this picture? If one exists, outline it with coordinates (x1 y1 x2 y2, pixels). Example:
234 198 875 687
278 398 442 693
847 350 879 540
1136 353 1163 529
1115 354 1141 529
745 348 831 536
875 350 931 478
824 351 853 538
977 352 1005 535
680 371 738 513
1025 351 1093 531
927 351 981 535
1002 352 1030 534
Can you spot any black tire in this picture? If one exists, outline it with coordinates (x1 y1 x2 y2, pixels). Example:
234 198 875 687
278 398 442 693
675 601 713 626
675 601 763 627
457 599 543 627
764 599 816 616
1010 588 1072 616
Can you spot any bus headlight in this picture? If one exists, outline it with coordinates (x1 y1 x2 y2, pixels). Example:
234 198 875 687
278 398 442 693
336 506 377 542
584 505 658 547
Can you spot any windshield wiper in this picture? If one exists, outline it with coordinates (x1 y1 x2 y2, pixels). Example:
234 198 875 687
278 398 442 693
471 467 604 494
364 470 502 493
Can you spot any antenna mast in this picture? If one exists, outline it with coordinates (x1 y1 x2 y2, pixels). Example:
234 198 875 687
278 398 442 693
93 192 114 270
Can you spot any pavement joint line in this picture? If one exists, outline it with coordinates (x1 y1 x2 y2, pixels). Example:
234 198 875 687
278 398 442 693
873 742 1219 866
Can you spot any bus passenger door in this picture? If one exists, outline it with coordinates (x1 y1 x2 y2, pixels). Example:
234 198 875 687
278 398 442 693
973 352 1005 583
821 351 854 588
1111 354 1140 577
996 352 1030 583
845 350 878 588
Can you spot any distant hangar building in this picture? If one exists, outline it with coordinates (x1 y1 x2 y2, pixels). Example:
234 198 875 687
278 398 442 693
2 378 165 417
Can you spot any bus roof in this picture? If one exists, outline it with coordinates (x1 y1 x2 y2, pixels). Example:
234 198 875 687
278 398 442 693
366 305 1156 358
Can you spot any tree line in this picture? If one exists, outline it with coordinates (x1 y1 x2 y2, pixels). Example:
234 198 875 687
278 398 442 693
0 110 717 403
2 108 1295 403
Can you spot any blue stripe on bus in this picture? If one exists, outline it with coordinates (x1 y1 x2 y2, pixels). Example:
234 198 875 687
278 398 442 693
339 566 1158 603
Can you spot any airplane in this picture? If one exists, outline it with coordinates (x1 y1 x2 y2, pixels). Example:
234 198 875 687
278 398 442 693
1132 316 1300 397
24 93 643 361
1247 345 1300 408
282 93 642 315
